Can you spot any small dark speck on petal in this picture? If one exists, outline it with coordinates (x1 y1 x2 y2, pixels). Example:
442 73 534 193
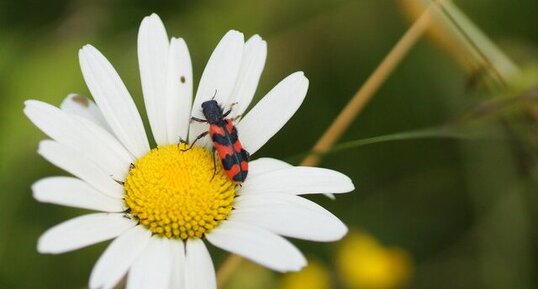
180 76 186 83
72 95 90 107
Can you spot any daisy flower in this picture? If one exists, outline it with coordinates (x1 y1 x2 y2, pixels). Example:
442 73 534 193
24 13 354 289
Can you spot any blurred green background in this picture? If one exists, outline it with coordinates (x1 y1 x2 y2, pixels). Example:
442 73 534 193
1 0 538 288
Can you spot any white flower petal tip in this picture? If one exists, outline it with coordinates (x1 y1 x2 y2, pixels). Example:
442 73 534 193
188 29 245 142
248 34 263 43
228 34 267 118
89 226 151 289
237 71 309 155
165 37 193 144
233 193 348 242
79 44 150 158
37 140 124 199
206 221 307 272
138 12 194 145
138 13 169 146
142 13 165 25
37 213 135 254
242 166 354 196
24 100 133 181
59 93 110 130
32 177 125 212
191 30 244 118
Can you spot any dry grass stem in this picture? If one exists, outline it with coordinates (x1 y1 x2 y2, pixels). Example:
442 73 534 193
215 254 244 287
300 1 440 166
216 1 442 287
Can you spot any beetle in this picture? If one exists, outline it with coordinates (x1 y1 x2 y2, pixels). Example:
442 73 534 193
188 100 249 183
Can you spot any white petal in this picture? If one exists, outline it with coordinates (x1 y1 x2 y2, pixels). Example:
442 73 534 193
192 30 244 113
79 45 150 158
90 226 151 289
38 213 134 254
248 157 292 178
241 166 354 195
206 220 306 272
32 177 125 212
237 72 309 154
138 14 169 145
38 140 124 198
165 37 193 144
127 237 172 289
228 35 267 118
169 239 186 289
189 30 244 142
185 239 216 289
231 193 347 241
60 93 110 131
75 115 136 179
24 100 134 180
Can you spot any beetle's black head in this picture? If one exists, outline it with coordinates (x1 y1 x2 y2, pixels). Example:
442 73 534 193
201 100 223 124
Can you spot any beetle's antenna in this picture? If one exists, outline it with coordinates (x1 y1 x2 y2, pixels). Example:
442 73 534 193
212 89 218 100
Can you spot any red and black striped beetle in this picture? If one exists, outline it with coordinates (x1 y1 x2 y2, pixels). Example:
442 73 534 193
189 100 249 183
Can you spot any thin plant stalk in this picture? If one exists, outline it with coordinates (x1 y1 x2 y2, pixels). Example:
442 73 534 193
215 1 443 286
300 0 441 166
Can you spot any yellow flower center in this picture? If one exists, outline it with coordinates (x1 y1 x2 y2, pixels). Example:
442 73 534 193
124 143 236 239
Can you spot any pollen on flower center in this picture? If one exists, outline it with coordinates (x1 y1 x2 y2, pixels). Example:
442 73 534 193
124 143 236 239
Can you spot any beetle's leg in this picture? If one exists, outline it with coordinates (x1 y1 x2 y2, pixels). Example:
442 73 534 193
181 131 209 151
210 148 217 182
113 177 125 185
223 102 238 118
191 116 207 123
177 136 189 149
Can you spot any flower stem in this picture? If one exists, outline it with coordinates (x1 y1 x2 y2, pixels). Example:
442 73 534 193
215 254 244 287
215 1 443 287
